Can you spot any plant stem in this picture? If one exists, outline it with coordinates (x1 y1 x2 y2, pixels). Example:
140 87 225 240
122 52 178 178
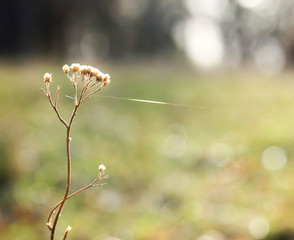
48 94 68 128
50 104 79 240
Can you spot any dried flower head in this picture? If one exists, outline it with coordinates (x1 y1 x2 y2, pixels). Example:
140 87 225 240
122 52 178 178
90 67 99 77
103 74 111 86
84 66 92 75
98 164 106 172
80 65 91 75
80 65 87 75
62 64 70 74
71 63 80 72
44 73 52 83
96 72 104 82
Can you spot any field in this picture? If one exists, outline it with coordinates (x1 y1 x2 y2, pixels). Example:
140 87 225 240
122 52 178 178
1 61 294 239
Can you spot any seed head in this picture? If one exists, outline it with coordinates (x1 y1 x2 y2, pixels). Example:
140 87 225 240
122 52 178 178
71 63 80 72
103 74 111 86
98 164 106 172
44 73 52 83
80 65 91 75
90 67 99 77
62 64 70 74
85 66 92 75
80 65 87 75
96 72 104 82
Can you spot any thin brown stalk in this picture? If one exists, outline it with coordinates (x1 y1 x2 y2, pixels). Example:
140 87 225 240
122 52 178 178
48 94 68 127
63 231 69 240
81 84 104 103
50 103 79 240
47 174 105 225
81 78 93 95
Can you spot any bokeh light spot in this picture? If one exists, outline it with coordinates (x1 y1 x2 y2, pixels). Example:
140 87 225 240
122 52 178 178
252 38 285 74
249 217 270 239
184 0 229 20
237 0 271 10
261 146 287 171
197 230 225 240
162 134 187 159
183 18 224 69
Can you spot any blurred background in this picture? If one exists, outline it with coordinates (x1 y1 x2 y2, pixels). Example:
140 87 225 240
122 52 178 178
2 0 294 239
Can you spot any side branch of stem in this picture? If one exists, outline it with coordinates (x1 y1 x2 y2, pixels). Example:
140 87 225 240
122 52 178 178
47 174 105 225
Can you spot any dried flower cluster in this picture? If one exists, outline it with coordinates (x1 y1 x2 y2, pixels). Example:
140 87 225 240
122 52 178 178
62 63 111 86
41 63 110 240
43 63 111 106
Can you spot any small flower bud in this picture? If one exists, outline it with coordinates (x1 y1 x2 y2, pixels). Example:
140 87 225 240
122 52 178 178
62 64 70 74
65 226 72 233
46 218 53 229
44 73 52 83
63 225 72 239
103 74 111 86
98 164 106 172
71 63 80 72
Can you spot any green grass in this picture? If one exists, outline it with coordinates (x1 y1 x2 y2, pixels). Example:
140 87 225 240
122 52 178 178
1 61 294 239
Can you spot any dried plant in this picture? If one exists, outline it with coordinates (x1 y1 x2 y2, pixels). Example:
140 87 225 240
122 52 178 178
41 63 111 240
